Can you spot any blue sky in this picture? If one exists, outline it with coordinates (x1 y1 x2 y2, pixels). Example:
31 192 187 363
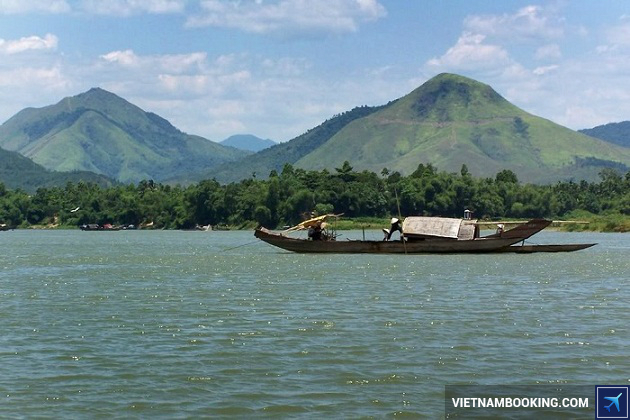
1 1 630 142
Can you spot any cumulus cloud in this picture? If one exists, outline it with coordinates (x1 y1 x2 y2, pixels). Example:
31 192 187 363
0 0 70 14
79 0 185 16
0 64 71 121
426 32 511 71
0 34 58 54
92 50 339 140
0 66 67 88
532 64 558 75
100 50 206 73
463 5 565 43
186 0 387 35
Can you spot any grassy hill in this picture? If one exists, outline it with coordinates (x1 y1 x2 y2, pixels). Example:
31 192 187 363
579 121 630 148
0 88 250 183
0 147 114 192
295 73 630 183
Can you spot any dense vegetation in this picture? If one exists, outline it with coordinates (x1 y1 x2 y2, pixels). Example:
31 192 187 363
1 163 629 231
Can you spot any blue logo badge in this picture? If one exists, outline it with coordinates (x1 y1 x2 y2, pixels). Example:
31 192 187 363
596 386 629 419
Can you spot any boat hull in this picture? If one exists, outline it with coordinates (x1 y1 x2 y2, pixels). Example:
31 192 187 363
254 228 526 254
495 243 597 253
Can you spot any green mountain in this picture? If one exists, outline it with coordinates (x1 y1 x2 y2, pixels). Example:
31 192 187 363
295 73 630 183
579 121 630 148
0 146 114 192
202 73 630 184
0 88 250 183
220 134 276 152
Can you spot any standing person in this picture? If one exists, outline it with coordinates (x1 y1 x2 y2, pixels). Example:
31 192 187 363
383 218 403 241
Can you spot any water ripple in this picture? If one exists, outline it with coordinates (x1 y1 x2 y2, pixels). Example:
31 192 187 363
0 230 628 417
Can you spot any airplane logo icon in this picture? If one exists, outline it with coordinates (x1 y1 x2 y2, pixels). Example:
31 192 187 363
596 386 629 419
605 393 622 412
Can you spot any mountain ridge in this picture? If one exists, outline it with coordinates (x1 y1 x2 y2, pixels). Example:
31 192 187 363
290 73 630 183
2 75 630 187
579 121 630 148
0 88 250 183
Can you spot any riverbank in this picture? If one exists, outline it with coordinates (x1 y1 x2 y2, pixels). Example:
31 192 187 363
7 213 629 232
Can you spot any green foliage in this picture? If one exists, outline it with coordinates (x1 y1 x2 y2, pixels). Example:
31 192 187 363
1 164 629 231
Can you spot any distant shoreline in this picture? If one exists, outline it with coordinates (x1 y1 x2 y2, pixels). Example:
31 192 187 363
11 215 629 233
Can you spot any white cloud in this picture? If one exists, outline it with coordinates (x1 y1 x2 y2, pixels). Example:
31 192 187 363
0 65 71 120
463 5 564 43
426 32 511 71
0 34 58 54
0 66 67 88
0 0 70 14
186 0 386 35
532 64 558 75
99 50 206 73
100 49 140 66
79 0 184 16
91 50 335 140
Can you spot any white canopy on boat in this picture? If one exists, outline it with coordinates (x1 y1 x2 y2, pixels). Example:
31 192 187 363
402 217 477 240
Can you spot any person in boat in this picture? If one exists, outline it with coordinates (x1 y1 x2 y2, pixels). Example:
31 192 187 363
383 217 403 241
308 220 324 241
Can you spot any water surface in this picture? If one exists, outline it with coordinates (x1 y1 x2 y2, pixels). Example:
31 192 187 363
1 230 628 418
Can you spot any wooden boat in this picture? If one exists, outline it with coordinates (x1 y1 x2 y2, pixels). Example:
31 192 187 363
494 243 597 253
255 217 554 254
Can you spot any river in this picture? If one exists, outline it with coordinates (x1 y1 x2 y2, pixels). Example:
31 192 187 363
1 229 628 418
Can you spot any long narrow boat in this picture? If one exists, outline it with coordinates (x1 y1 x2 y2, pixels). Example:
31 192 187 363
255 218 555 254
494 243 597 253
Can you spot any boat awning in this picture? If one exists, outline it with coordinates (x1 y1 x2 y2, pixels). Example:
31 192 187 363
402 217 476 240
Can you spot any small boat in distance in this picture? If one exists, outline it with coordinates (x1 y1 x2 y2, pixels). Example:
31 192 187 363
80 223 121 231
254 214 595 254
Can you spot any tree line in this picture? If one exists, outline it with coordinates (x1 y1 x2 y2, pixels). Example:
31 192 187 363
1 163 629 229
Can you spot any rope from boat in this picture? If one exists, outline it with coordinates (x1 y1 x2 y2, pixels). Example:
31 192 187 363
221 240 260 252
